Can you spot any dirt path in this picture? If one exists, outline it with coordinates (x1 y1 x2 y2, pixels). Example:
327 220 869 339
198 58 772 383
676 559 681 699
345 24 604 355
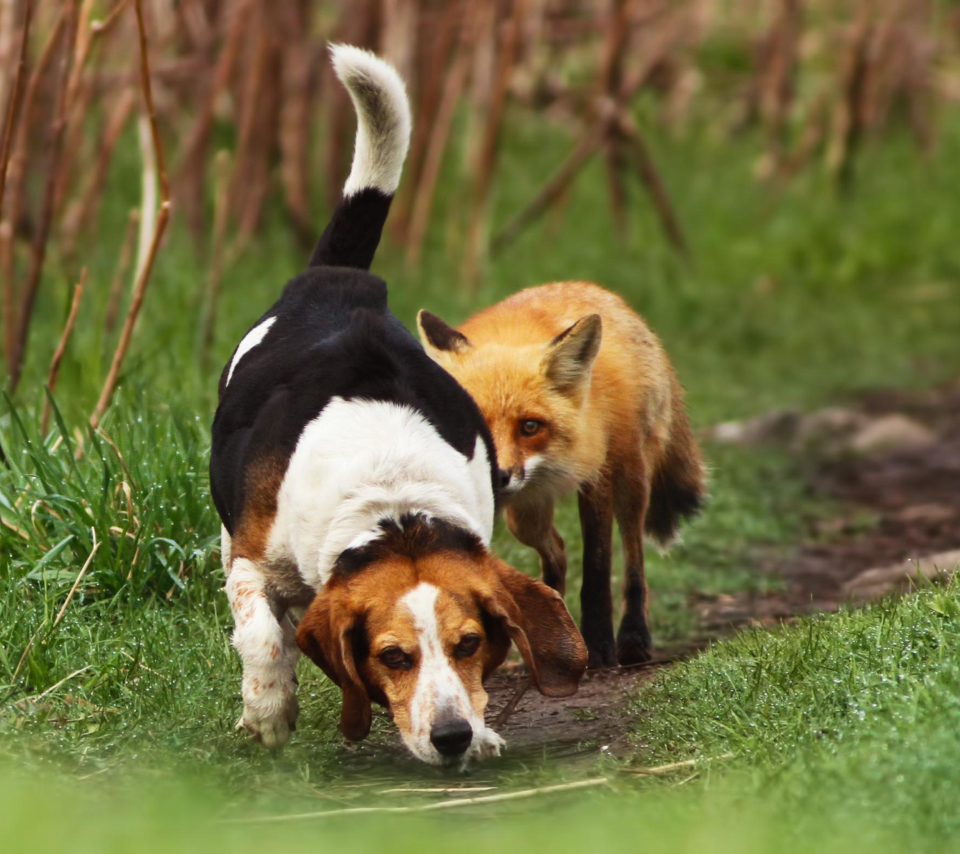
482 381 960 761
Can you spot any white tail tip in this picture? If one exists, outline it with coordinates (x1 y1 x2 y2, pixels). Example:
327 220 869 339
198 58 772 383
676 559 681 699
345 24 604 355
330 44 412 198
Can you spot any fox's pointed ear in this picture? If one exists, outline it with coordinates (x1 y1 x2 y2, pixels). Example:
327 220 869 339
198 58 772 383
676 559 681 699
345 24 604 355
542 314 602 394
418 310 471 355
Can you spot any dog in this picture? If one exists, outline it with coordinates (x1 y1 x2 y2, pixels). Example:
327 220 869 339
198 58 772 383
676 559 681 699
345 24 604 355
418 283 706 668
209 46 587 765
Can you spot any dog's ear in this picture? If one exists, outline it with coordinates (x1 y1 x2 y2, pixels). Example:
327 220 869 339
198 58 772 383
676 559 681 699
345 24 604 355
296 593 372 741
541 314 602 396
418 310 472 355
479 558 588 697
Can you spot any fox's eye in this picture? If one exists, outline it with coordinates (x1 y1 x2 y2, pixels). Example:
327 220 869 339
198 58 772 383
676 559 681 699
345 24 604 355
519 419 543 437
379 647 412 670
454 634 481 659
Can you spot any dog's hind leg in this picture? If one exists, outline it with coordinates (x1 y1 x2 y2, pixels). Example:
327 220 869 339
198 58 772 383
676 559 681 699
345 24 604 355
226 556 300 748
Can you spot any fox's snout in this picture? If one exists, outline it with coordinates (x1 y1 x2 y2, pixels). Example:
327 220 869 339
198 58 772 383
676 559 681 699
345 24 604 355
497 454 544 496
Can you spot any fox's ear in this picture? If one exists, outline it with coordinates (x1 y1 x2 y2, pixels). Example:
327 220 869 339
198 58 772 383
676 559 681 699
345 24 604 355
418 310 471 355
542 314 602 394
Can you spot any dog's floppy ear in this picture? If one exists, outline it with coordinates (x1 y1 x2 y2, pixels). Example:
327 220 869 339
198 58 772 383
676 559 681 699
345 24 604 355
542 314 602 396
479 558 588 697
296 593 371 741
418 310 472 355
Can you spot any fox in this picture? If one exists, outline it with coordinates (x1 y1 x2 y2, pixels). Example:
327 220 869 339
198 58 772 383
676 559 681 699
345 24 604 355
417 282 706 667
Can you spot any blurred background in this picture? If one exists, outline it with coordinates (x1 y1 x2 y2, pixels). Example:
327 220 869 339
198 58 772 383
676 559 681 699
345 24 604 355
2 2 960 848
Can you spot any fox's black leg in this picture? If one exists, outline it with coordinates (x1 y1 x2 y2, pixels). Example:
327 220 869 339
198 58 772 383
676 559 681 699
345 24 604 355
578 477 616 668
614 462 653 665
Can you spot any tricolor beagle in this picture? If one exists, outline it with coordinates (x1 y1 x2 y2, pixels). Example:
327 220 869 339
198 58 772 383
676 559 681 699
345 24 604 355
210 45 587 765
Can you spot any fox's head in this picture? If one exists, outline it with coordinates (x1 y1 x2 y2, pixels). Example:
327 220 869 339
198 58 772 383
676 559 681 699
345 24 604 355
418 311 603 499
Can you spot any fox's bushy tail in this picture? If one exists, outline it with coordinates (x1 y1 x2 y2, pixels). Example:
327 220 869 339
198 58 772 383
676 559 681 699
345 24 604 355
309 45 411 270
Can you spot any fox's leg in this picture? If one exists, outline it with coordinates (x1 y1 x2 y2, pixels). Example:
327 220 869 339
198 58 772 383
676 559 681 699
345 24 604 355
613 464 653 665
225 552 300 749
504 499 567 594
578 476 617 668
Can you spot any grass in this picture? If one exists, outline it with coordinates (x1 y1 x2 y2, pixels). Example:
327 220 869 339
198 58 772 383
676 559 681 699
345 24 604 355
2 100 960 849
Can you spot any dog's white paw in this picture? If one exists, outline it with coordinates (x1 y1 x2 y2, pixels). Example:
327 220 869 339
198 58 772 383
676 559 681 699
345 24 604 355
237 693 299 749
471 727 506 759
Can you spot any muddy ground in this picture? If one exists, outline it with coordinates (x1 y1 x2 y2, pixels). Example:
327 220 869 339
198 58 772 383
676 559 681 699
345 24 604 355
481 381 960 761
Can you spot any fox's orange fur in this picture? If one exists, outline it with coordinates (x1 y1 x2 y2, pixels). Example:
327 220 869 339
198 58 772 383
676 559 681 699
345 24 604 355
419 282 705 666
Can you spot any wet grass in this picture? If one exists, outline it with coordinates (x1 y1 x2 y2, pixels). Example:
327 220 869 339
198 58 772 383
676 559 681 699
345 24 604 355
2 106 960 847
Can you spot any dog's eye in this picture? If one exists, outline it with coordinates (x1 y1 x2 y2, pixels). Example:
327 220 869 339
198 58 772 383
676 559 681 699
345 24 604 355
379 647 411 670
519 419 543 437
454 634 481 659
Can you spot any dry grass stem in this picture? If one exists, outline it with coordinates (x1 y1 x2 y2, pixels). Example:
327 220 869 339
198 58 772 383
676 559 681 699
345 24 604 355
223 777 610 823
41 268 85 436
52 527 100 628
91 0 170 428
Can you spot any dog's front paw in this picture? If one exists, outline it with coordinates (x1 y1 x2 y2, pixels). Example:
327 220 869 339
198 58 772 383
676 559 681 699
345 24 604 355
237 693 299 749
470 727 506 760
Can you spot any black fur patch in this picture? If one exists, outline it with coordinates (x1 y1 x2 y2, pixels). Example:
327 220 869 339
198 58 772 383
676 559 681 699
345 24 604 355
332 513 484 577
645 465 706 544
211 182 498 541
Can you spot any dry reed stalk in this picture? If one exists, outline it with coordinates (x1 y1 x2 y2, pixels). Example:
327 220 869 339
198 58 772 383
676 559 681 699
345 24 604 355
597 0 631 234
2 3 69 260
277 0 313 249
40 268 85 436
60 88 136 255
618 112 689 256
757 0 802 174
390 0 461 241
227 0 269 238
200 149 231 367
103 207 139 334
177 0 251 241
8 1 79 395
0 0 31 371
490 125 602 253
463 0 530 288
380 0 418 86
827 1 874 189
621 753 735 776
91 0 170 428
405 2 477 266
223 778 610 823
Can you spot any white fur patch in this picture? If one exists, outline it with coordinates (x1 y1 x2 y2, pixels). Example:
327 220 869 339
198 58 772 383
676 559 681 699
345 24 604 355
399 583 503 765
330 44 411 197
226 316 276 386
226 558 300 748
268 398 495 588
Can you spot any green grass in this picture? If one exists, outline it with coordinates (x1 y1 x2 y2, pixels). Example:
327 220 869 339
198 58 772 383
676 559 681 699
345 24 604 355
4 583 960 851
2 101 960 849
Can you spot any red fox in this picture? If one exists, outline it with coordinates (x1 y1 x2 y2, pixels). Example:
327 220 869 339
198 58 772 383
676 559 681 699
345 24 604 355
418 282 705 666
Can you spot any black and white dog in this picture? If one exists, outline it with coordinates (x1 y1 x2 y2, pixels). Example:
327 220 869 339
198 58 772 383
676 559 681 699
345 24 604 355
210 46 586 765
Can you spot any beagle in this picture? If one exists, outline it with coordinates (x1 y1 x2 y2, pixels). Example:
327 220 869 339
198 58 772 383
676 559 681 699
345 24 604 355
209 45 587 765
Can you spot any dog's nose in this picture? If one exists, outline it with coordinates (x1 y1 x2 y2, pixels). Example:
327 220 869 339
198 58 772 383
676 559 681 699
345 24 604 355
497 469 512 490
430 719 473 757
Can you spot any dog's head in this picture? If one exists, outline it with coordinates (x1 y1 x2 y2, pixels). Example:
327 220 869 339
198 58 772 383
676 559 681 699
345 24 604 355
296 521 586 765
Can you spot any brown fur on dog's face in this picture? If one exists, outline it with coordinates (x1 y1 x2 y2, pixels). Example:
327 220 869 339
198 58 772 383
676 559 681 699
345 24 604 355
296 549 587 764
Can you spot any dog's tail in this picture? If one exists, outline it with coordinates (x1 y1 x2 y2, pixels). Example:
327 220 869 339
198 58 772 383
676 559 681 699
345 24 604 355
309 45 411 270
